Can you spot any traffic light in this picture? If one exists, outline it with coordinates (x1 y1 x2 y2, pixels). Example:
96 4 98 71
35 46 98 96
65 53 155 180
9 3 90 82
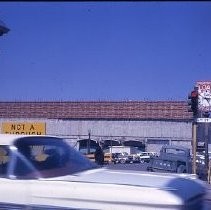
188 90 198 117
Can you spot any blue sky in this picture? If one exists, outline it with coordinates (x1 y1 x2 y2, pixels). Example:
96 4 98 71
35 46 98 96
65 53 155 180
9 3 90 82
0 2 211 101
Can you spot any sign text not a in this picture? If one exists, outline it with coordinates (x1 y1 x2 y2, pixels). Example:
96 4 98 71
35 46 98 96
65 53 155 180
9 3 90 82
1 122 46 135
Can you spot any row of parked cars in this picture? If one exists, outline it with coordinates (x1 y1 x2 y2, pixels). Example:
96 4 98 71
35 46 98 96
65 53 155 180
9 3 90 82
196 151 211 165
111 152 158 164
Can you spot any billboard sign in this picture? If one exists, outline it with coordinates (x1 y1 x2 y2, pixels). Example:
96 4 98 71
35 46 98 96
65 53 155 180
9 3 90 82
1 122 46 135
196 81 211 112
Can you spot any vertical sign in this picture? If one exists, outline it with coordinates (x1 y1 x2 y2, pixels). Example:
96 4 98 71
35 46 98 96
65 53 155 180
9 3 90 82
196 81 211 112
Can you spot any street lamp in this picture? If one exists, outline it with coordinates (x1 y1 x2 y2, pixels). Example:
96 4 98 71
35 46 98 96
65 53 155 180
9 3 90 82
0 20 10 36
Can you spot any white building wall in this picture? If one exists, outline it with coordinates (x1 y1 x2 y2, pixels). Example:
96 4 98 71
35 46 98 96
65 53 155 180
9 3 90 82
0 118 192 144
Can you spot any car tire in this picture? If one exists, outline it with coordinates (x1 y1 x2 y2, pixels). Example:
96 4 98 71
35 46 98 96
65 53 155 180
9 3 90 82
140 159 144 163
147 166 153 172
120 159 126 164
177 165 186 173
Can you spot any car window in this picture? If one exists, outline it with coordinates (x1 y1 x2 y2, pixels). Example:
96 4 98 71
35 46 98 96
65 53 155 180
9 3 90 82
79 147 96 154
165 148 186 155
3 136 98 179
139 152 148 156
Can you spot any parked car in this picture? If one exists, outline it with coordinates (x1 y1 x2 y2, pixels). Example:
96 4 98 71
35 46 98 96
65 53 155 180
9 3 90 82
111 152 122 164
137 152 158 163
129 154 140 163
112 152 133 164
196 154 205 165
0 134 207 210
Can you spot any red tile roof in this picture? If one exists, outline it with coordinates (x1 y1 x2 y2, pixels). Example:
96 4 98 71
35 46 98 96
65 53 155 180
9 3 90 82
0 101 192 120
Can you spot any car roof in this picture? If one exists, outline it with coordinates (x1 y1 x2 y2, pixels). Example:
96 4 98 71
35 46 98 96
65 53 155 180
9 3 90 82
0 134 57 146
162 145 189 150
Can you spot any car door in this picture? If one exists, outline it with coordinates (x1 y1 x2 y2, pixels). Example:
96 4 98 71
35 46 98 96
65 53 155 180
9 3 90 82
0 145 30 209
29 179 76 209
0 178 31 209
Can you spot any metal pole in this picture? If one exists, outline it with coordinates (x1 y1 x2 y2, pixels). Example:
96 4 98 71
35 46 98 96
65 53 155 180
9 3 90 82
205 123 209 180
88 130 91 154
208 158 211 184
192 122 197 174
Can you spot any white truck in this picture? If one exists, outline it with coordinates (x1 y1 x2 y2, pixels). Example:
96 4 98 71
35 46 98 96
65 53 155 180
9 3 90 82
108 146 137 154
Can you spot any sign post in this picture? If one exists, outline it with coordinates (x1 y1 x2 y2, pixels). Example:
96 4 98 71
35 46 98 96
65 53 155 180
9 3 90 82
196 81 211 181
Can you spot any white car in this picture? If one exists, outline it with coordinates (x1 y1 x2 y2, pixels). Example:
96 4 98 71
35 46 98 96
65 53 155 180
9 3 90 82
137 152 158 163
0 134 207 210
196 154 205 165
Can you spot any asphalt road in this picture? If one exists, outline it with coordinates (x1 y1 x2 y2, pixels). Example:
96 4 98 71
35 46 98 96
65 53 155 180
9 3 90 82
105 162 211 210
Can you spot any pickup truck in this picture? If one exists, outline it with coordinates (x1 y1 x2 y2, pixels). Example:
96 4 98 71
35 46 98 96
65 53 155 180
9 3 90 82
147 145 192 173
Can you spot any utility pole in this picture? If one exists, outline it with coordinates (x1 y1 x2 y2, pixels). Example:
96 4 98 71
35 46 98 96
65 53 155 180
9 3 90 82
188 88 198 174
192 121 197 174
195 81 211 181
205 122 209 176
87 130 91 154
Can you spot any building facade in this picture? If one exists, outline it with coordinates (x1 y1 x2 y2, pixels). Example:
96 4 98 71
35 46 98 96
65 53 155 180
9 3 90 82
0 101 194 153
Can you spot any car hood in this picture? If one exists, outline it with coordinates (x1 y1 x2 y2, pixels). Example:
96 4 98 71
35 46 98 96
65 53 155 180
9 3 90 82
46 167 206 201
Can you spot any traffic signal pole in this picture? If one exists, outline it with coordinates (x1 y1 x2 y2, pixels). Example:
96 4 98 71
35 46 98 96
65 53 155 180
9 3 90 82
188 89 198 174
189 82 211 181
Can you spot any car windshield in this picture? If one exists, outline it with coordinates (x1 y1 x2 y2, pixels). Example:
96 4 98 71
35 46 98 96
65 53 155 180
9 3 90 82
139 153 148 156
165 148 186 155
1 136 98 179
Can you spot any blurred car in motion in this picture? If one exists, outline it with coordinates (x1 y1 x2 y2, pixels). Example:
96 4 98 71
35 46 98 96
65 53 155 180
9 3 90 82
0 134 207 210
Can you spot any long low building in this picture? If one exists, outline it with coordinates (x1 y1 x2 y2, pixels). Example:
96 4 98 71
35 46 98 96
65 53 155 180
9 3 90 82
0 101 197 153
